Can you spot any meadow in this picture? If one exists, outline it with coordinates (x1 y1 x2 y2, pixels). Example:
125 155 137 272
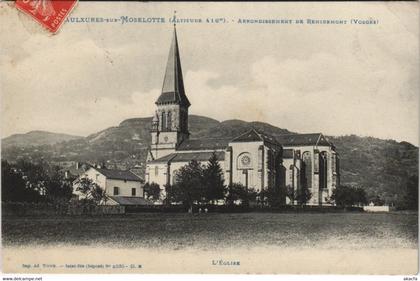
2 211 417 250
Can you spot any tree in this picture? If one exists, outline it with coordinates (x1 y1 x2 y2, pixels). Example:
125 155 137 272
354 187 368 206
285 184 312 206
260 186 284 207
226 183 243 205
245 188 258 207
143 182 161 201
90 184 107 205
203 152 226 204
370 195 385 206
15 159 49 194
74 177 108 205
163 184 172 206
296 186 312 206
331 185 367 207
226 183 257 207
44 166 73 203
1 160 43 202
404 175 418 210
331 185 351 207
167 183 186 206
1 160 72 203
286 185 296 205
170 160 205 209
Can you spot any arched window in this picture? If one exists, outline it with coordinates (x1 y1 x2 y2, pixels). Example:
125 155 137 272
161 112 166 131
302 151 312 190
167 111 172 131
319 151 328 190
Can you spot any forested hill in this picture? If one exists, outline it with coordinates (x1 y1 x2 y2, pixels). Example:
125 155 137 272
2 131 82 148
1 115 418 205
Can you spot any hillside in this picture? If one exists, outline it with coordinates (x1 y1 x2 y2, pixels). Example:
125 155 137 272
329 135 418 205
2 131 82 148
1 115 418 205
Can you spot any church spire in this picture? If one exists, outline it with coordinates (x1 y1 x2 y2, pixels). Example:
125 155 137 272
156 26 190 107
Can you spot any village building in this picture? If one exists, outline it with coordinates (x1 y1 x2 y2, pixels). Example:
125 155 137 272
144 27 340 205
73 166 150 205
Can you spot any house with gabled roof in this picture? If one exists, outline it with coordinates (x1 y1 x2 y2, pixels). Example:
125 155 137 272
145 26 339 205
73 166 149 205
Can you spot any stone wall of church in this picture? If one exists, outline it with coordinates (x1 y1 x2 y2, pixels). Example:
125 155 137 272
149 144 177 160
282 145 338 205
145 162 170 198
155 104 181 132
150 102 189 161
283 156 302 205
230 141 264 191
229 141 282 192
146 143 338 206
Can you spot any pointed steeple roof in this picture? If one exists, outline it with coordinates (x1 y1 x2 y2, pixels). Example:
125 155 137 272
156 26 190 107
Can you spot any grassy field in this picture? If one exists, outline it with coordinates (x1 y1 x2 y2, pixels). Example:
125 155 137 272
2 211 417 250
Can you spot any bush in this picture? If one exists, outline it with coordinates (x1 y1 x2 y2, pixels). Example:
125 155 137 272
332 185 367 207
226 183 257 207
143 182 161 201
74 177 108 205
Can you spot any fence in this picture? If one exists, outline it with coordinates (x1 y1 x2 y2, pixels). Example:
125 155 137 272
2 202 125 216
259 205 364 213
125 204 253 213
125 204 364 213
2 202 365 216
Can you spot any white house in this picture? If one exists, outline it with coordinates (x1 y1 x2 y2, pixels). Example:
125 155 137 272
73 167 151 205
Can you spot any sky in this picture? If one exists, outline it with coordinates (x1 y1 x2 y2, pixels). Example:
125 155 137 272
0 2 419 145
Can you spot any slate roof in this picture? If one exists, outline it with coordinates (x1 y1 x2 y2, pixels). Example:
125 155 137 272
109 196 154 206
177 138 230 151
276 133 332 146
230 128 281 146
156 27 190 107
94 167 143 182
150 151 225 164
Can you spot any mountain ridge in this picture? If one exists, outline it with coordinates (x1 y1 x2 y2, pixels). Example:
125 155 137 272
2 130 83 148
1 115 418 206
2 117 417 148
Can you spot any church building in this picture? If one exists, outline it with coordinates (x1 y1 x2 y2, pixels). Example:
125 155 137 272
145 27 340 205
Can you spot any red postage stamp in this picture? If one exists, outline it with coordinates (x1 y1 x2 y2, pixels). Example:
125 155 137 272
15 0 78 33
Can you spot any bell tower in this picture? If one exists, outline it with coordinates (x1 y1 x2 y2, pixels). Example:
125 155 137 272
150 26 190 160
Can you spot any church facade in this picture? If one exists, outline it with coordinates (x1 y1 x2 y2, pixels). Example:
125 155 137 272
145 27 340 205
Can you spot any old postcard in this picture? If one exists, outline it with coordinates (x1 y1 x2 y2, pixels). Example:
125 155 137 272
0 1 418 276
